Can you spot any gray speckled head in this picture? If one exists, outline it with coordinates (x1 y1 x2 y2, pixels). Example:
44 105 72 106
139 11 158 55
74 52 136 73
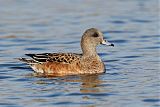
81 28 113 56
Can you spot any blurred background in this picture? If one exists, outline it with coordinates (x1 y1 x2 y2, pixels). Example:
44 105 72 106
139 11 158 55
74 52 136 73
0 0 159 107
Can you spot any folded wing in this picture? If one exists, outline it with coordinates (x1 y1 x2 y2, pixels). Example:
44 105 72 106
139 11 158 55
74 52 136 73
25 53 82 64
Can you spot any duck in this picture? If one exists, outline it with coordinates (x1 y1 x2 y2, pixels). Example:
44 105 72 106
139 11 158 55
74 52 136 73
18 28 114 76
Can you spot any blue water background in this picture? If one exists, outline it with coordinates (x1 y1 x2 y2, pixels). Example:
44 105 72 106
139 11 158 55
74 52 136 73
0 0 159 107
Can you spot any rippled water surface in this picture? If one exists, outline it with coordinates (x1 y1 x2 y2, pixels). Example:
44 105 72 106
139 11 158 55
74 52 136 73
0 0 159 107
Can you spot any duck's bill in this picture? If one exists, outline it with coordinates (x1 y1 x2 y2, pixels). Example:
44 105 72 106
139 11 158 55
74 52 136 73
101 40 114 47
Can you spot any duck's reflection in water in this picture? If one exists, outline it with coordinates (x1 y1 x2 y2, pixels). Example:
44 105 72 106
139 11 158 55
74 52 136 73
29 73 103 94
79 74 102 93
59 74 103 93
28 73 104 106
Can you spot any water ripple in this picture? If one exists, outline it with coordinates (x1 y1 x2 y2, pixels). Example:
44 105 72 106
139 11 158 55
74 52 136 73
111 39 128 44
103 30 136 34
24 47 46 51
119 55 142 59
110 20 126 24
0 75 13 79
67 92 115 97
53 101 93 105
130 19 152 23
143 99 160 103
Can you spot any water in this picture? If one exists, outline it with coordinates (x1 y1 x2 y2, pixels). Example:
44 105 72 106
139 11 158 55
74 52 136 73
0 0 159 107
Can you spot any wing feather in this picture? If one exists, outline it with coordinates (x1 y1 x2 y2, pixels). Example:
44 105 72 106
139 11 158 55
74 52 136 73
25 53 82 64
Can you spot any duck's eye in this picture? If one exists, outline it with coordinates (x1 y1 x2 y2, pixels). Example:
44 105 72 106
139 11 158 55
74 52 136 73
92 33 99 37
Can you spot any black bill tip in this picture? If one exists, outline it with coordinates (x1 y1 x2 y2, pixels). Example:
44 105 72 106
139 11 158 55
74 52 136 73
110 43 114 47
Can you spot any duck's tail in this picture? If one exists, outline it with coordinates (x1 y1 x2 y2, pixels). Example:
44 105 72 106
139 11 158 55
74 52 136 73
17 58 38 64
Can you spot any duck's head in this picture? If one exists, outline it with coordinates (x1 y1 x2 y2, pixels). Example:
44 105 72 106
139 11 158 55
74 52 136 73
81 28 114 47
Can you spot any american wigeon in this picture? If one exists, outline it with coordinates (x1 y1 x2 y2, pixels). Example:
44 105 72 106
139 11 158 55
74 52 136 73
18 28 114 76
